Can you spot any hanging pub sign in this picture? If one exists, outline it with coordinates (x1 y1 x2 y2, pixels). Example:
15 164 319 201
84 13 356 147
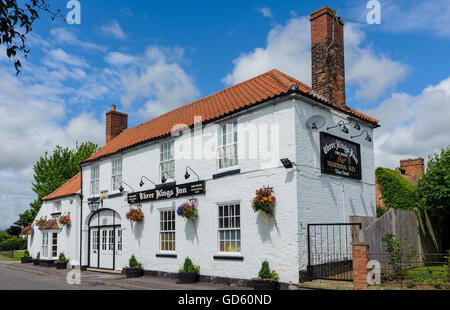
320 132 362 180
127 180 205 204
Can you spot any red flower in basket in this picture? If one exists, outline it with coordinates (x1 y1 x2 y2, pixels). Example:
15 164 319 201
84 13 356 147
59 216 71 226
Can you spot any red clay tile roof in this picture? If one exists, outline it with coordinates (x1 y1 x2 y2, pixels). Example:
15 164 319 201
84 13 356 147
38 219 60 230
42 172 81 201
83 69 379 163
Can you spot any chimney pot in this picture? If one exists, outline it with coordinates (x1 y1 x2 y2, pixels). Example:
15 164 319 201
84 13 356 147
111 105 116 111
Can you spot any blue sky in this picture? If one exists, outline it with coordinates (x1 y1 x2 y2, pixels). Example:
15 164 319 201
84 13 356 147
1 0 450 229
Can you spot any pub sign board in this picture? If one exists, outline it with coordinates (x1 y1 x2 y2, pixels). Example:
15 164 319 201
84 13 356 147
127 181 206 204
320 132 362 180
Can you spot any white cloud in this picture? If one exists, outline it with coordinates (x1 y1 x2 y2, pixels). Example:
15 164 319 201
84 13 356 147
367 76 450 168
257 7 273 18
381 0 450 37
101 20 127 40
108 46 200 118
50 28 107 52
223 15 409 102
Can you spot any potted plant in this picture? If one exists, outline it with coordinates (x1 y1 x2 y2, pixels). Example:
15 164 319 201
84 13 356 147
252 187 278 229
21 226 34 236
59 216 71 226
123 255 144 278
33 252 40 265
126 208 144 230
55 252 69 269
251 260 280 290
178 257 200 284
177 201 198 220
35 218 47 229
21 250 33 264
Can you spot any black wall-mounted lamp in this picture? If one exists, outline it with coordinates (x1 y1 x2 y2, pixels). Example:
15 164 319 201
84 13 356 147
140 176 156 188
327 120 349 134
119 181 135 194
280 158 295 169
88 197 102 213
161 172 176 184
351 130 372 142
184 166 200 181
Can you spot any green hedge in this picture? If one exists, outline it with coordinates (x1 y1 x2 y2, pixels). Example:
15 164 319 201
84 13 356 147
0 236 27 251
375 167 418 210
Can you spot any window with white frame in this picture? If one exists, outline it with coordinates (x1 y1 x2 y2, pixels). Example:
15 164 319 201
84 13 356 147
42 232 48 257
51 233 58 258
92 230 99 251
218 203 241 253
160 140 175 180
111 157 122 191
90 164 100 196
108 230 114 250
218 121 238 169
102 230 107 250
54 201 61 212
160 209 175 252
117 230 122 251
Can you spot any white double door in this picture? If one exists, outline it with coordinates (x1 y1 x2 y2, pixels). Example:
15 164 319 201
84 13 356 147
90 226 122 270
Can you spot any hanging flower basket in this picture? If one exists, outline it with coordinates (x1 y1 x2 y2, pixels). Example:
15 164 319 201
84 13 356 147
177 201 198 220
126 208 144 229
35 218 47 228
59 216 71 226
21 226 34 236
252 187 278 228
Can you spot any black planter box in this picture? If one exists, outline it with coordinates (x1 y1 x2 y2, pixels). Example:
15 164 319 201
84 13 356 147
55 262 68 269
251 279 280 290
39 260 55 267
21 257 33 264
178 272 200 284
32 259 40 265
124 268 144 278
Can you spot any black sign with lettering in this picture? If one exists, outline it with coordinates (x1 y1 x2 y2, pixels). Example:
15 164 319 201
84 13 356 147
127 181 206 204
320 132 362 180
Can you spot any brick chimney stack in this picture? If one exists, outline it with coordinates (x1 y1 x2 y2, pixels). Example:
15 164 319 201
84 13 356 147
400 158 425 179
106 105 128 144
310 6 346 109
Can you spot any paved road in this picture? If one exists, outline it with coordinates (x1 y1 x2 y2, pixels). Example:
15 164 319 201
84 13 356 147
0 263 124 290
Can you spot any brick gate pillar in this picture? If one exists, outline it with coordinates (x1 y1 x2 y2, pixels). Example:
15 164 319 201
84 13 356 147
352 242 369 290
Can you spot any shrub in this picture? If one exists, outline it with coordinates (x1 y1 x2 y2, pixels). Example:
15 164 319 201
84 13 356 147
37 252 40 260
22 250 30 258
376 206 388 218
375 168 418 210
180 257 200 273
256 260 279 282
128 255 142 270
58 252 68 263
382 231 417 277
0 236 27 251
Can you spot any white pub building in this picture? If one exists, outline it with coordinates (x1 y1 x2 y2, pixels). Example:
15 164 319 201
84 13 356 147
28 7 379 285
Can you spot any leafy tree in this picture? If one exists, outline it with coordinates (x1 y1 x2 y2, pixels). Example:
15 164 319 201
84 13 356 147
0 0 64 74
418 146 450 250
418 146 450 220
375 167 419 210
16 141 98 228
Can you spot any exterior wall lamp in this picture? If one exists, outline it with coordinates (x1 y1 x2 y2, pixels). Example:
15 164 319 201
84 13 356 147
119 181 135 194
139 176 156 188
280 158 296 169
88 198 102 213
161 172 176 184
327 120 349 134
184 166 200 181
351 130 372 142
